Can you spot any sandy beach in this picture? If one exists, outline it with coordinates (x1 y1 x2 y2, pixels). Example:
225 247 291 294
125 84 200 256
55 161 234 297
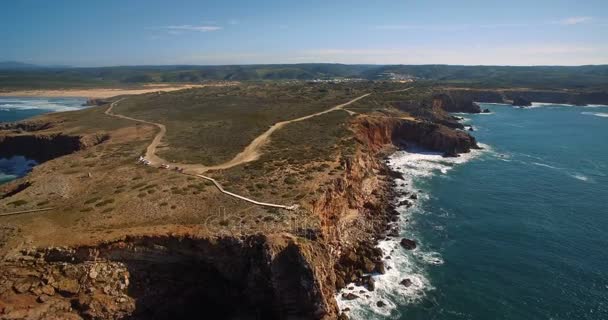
0 84 207 99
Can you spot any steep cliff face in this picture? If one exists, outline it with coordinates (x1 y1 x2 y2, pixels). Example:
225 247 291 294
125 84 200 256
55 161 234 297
310 114 478 305
440 89 608 106
0 133 108 163
432 93 482 113
354 116 478 156
0 234 338 320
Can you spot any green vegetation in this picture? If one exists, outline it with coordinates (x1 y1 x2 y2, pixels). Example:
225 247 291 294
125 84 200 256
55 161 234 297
2 64 608 91
115 83 365 165
7 200 28 207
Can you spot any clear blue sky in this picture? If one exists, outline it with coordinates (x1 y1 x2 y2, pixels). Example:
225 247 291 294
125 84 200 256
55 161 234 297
1 0 607 66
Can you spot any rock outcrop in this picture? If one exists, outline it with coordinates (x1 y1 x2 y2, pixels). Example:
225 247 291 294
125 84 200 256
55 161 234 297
512 97 532 107
432 93 482 113
354 116 479 157
0 234 338 320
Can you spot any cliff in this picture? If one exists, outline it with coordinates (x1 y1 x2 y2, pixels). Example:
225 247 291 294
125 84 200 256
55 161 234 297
431 92 482 113
354 116 479 156
0 133 108 163
440 88 608 107
0 113 478 320
0 234 338 320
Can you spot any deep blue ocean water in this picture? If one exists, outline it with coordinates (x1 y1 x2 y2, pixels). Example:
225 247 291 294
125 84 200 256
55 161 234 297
338 103 608 320
0 97 86 183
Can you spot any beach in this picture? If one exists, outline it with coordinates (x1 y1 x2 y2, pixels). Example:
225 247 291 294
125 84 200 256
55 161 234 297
0 84 205 99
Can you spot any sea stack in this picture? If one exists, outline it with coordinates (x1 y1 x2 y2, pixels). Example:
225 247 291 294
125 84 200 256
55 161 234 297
512 97 532 107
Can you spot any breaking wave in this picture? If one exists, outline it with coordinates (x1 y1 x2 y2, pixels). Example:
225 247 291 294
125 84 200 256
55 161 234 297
581 112 608 118
0 97 87 112
336 145 486 319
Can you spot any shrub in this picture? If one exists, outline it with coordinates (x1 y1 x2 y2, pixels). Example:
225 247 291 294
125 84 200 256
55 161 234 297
8 200 28 207
95 199 115 207
84 197 101 205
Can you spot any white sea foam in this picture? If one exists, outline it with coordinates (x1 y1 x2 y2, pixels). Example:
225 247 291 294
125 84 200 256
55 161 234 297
475 102 510 106
571 174 590 182
529 102 571 108
581 112 608 118
0 97 86 112
532 162 563 170
336 145 486 319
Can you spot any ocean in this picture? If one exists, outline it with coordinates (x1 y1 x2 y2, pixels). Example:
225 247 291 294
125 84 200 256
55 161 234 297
338 103 608 319
0 97 87 183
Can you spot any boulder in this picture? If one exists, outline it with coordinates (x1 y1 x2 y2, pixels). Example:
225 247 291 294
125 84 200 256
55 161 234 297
13 279 32 294
361 257 376 274
400 278 413 287
53 278 79 296
37 294 50 303
376 300 386 307
41 285 55 296
342 292 359 300
409 193 418 200
397 199 410 207
400 238 417 250
338 313 350 320
335 275 346 290
361 276 375 291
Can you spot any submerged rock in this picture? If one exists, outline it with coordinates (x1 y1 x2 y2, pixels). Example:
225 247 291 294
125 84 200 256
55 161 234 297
400 278 413 287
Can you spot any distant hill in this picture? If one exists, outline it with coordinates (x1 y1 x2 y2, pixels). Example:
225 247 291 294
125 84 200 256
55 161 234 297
1 63 607 90
0 61 40 70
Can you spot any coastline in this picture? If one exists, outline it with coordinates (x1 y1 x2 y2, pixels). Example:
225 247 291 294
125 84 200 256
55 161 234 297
336 145 485 319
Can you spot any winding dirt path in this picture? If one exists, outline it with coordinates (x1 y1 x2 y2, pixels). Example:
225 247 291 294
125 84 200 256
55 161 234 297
384 87 414 94
203 93 370 172
104 93 371 210
107 93 370 174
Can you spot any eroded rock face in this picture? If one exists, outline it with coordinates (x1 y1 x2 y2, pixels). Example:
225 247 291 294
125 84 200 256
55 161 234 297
0 235 338 320
354 116 479 157
432 93 482 113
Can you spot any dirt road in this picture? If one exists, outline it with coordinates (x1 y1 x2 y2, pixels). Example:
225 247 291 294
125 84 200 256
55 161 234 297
107 93 370 174
104 93 371 209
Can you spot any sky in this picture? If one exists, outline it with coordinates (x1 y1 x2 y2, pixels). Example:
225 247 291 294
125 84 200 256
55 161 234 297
1 0 607 66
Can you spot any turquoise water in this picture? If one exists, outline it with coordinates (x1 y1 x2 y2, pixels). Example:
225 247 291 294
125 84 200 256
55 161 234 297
338 103 608 319
0 97 87 183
